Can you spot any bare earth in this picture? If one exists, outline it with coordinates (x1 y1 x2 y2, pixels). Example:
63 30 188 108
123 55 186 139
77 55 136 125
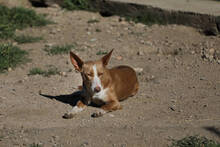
0 6 220 147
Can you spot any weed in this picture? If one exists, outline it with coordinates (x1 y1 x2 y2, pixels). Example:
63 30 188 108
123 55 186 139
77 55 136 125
44 44 74 55
29 143 43 147
0 43 28 73
29 66 59 77
169 135 220 147
62 0 91 10
96 50 108 55
14 35 43 44
87 19 100 24
0 5 52 39
95 28 102 32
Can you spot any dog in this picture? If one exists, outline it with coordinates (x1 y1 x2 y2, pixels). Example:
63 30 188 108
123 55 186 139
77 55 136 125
63 49 139 118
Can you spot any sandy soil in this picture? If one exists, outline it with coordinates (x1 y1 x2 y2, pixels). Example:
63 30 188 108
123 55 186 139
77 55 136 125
0 6 220 147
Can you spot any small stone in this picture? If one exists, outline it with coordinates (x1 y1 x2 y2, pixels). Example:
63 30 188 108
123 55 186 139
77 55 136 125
50 29 56 34
116 56 123 60
140 40 145 44
90 38 97 42
60 72 67 77
200 77 206 80
137 51 144 56
45 43 53 47
57 28 61 32
12 42 18 46
191 50 195 54
169 106 175 111
203 104 208 107
134 67 143 73
136 23 145 28
8 67 12 72
209 48 215 55
108 114 115 117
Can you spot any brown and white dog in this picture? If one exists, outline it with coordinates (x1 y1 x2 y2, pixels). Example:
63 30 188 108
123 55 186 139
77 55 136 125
63 50 139 118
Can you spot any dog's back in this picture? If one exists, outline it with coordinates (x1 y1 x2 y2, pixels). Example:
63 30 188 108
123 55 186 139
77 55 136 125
109 65 139 101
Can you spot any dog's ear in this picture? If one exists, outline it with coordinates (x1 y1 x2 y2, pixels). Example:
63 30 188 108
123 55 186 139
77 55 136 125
70 51 84 71
101 49 113 66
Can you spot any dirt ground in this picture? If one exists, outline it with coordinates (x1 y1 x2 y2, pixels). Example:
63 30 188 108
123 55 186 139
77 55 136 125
0 6 220 147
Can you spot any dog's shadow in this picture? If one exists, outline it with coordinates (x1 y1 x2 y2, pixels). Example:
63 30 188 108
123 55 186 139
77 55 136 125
39 91 99 107
39 91 83 107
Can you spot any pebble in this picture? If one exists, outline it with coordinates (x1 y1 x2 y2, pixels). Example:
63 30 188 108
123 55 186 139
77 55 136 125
134 67 143 73
90 38 97 42
59 72 67 77
209 48 215 55
169 106 175 111
137 51 144 56
116 56 123 60
45 43 53 47
8 67 12 72
200 77 206 80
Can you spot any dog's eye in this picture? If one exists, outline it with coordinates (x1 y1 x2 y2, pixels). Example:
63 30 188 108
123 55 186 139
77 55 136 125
87 73 93 77
98 72 103 76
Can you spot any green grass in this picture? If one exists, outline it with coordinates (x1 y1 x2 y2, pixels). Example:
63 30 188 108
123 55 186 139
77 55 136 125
29 66 59 77
13 35 43 44
169 136 220 147
29 143 43 147
62 0 92 10
44 44 75 55
0 5 52 39
96 50 108 55
95 28 102 32
0 43 28 73
87 19 100 24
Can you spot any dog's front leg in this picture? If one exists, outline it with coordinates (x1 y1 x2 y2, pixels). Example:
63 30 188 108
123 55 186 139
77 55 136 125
91 100 122 118
63 100 87 119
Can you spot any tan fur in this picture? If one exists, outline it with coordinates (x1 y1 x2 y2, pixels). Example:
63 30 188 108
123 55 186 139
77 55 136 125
64 50 139 118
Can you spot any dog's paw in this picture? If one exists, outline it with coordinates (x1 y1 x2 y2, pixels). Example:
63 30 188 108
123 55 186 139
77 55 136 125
63 113 75 119
91 110 106 118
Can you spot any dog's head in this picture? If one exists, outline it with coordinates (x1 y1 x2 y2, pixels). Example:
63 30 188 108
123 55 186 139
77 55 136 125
70 50 113 95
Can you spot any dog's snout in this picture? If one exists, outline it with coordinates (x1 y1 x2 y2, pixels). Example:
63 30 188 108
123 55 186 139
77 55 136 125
94 86 101 93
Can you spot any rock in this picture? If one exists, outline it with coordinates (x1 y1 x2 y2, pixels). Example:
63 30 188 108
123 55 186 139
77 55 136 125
136 23 145 28
134 67 143 73
59 72 67 77
169 106 175 111
90 38 97 42
200 77 206 80
116 56 123 60
137 51 144 56
45 43 53 47
8 67 12 72
209 48 215 55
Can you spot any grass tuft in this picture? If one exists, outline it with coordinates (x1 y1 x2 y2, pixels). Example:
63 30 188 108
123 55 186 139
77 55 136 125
96 50 108 55
62 0 91 10
169 136 220 147
0 43 28 73
87 19 100 24
0 5 52 39
29 143 43 147
44 44 75 55
29 66 59 77
13 35 43 44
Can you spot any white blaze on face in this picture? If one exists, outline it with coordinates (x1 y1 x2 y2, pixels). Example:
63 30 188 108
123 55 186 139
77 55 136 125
91 65 108 101
92 65 102 92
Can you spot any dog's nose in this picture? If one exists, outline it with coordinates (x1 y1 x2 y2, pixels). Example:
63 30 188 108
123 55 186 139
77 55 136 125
94 86 101 93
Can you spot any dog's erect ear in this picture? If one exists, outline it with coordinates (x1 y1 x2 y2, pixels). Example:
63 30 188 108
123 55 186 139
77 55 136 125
101 49 113 66
70 51 84 71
